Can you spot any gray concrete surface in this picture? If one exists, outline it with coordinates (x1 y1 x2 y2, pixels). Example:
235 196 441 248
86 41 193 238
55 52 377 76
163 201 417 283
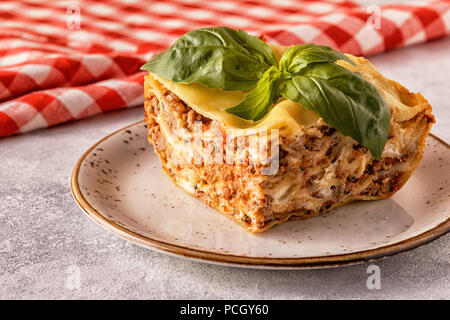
1 34 449 300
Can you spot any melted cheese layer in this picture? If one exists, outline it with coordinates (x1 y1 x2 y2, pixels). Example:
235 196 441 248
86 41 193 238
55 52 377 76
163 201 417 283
147 44 424 135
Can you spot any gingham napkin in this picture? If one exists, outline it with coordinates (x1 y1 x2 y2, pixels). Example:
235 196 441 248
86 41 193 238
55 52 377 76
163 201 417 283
1 0 449 138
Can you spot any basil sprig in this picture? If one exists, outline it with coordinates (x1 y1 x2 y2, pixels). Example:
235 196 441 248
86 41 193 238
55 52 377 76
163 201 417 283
141 27 390 159
225 66 284 121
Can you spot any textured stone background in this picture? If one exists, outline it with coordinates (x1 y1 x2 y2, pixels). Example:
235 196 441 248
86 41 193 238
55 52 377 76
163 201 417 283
1 21 449 300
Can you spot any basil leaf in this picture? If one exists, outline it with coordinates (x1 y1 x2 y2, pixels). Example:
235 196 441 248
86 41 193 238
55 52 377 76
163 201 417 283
140 27 277 91
279 44 355 75
225 66 283 121
282 63 390 159
141 26 390 159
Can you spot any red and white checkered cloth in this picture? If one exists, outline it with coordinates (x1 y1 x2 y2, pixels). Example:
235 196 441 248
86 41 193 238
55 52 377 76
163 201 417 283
1 0 449 138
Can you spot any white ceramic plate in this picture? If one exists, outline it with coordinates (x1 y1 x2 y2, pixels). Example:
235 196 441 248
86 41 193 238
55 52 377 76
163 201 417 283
71 121 450 269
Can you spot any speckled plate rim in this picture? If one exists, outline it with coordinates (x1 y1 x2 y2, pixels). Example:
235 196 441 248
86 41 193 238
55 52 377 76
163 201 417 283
71 121 450 269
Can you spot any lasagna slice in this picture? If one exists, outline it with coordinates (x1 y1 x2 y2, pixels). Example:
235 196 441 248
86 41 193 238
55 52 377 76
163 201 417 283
143 45 434 233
